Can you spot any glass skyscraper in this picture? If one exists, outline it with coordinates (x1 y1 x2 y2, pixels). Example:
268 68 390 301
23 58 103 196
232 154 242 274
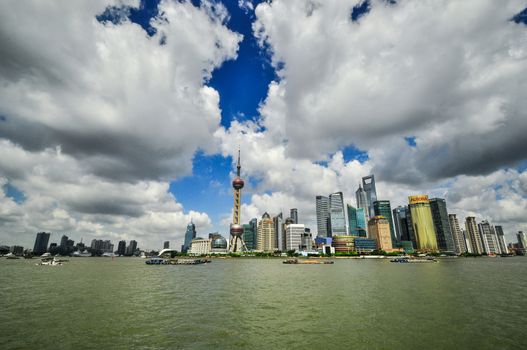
347 204 359 236
181 221 196 253
329 192 347 236
429 198 455 252
243 218 257 250
373 200 396 247
316 195 330 237
355 183 369 219
362 175 377 220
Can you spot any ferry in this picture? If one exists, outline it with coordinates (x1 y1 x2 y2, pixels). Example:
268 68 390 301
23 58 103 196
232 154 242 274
283 258 334 265
145 257 169 265
390 257 438 263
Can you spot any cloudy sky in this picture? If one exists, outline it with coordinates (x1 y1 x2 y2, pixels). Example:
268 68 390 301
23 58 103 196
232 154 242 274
1 0 526 250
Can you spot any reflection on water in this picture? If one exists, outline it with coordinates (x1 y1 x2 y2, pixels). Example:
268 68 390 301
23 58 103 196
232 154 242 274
0 257 526 349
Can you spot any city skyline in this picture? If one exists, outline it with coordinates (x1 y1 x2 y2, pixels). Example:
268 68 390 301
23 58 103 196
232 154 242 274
1 1 527 250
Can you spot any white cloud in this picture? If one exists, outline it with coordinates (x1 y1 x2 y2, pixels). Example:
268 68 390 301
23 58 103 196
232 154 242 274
0 0 238 249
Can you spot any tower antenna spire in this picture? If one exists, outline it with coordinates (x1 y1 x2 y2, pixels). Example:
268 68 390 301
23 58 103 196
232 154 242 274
236 146 241 177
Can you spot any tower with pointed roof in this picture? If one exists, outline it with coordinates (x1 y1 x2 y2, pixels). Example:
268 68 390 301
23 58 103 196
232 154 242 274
229 148 247 252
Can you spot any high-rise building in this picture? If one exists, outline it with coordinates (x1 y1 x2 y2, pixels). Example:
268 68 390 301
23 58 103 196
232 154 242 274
329 192 346 236
181 221 196 253
517 231 526 254
257 212 276 252
243 218 257 251
163 241 169 249
356 208 367 237
316 195 330 237
362 175 377 220
429 198 456 252
126 240 137 256
229 148 247 252
368 216 393 252
285 224 304 252
274 213 285 252
448 214 466 254
465 217 483 254
355 183 369 219
408 195 438 251
373 200 396 247
117 240 126 256
33 232 51 255
347 204 359 236
494 226 508 254
290 208 298 224
60 235 69 248
478 220 500 255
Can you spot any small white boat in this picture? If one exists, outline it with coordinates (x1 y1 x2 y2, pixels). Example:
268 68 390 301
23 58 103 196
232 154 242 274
5 252 20 259
36 257 62 266
73 250 91 257
140 252 147 259
102 252 115 257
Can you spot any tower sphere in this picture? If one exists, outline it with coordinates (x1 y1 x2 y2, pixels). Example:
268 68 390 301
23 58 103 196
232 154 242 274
232 177 244 190
230 224 244 237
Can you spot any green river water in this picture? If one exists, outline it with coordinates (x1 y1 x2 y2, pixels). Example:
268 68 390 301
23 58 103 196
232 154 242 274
1 257 526 349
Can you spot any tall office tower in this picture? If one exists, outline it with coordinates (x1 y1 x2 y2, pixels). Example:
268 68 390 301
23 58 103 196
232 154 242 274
347 204 359 236
355 183 369 219
329 192 347 236
465 217 483 254
478 220 500 254
362 175 377 219
117 240 126 256
257 212 276 252
60 235 69 247
494 226 508 254
33 232 51 255
316 195 330 237
368 216 393 252
356 208 368 237
285 224 305 252
229 149 247 252
182 220 196 253
163 241 169 249
393 206 409 242
517 231 526 254
448 214 467 254
126 240 138 256
243 218 258 250
290 208 298 224
274 213 285 252
429 198 456 252
408 195 438 251
373 200 397 246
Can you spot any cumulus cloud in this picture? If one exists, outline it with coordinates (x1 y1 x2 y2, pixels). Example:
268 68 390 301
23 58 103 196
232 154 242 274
0 0 239 248
213 0 527 242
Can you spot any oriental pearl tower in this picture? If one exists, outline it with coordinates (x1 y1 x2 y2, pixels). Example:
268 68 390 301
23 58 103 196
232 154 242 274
229 148 247 252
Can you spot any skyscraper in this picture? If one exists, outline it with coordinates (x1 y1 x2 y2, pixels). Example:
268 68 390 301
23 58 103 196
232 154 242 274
163 241 169 249
478 220 500 255
368 216 393 252
373 200 396 246
517 231 526 254
126 240 138 256
229 148 247 252
362 175 377 219
290 208 298 224
257 212 276 252
355 183 369 219
408 195 438 251
494 226 508 254
448 214 466 254
429 198 456 252
347 204 359 236
117 240 126 256
33 232 50 255
274 213 285 252
243 218 257 251
356 207 367 237
465 217 483 254
182 220 196 253
329 192 346 236
316 195 330 237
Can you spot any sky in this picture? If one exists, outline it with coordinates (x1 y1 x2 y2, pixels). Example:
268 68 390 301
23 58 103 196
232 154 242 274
1 0 527 250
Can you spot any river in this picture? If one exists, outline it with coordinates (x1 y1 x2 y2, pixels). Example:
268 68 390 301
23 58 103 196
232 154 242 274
1 256 526 349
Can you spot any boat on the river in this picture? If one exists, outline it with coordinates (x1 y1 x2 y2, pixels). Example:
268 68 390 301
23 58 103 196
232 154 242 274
5 253 20 259
283 258 334 265
390 257 437 263
36 257 62 266
73 250 91 257
145 257 169 265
